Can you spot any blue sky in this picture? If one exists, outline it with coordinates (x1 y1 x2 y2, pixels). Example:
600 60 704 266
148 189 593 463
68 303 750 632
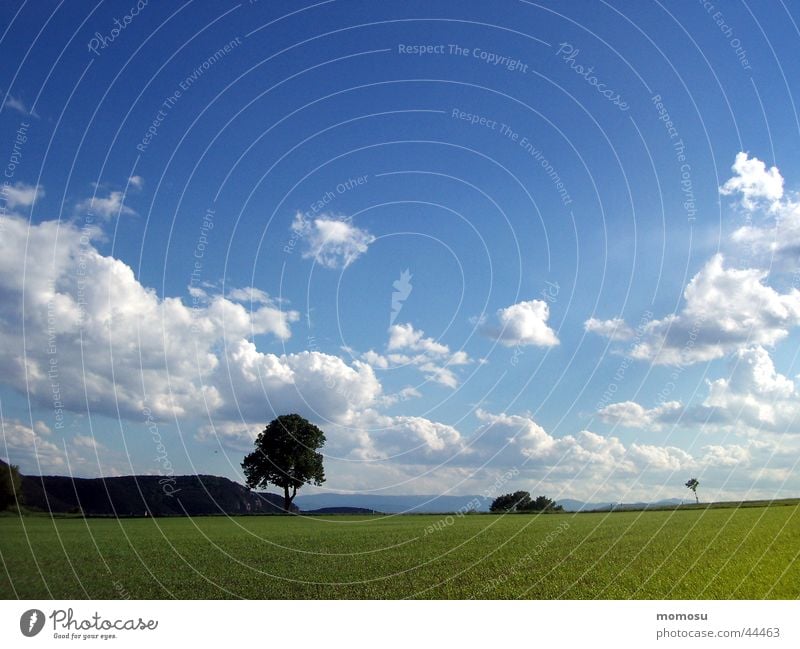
2 0 800 502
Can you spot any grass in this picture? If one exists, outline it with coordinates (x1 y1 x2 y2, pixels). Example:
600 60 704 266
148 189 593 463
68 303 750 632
1 503 798 599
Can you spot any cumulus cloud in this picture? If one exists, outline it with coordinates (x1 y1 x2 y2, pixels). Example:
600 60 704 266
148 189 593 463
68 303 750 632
722 154 800 268
76 190 136 220
1 418 65 472
720 152 784 210
598 400 684 429
128 175 144 190
730 201 800 266
196 420 262 452
587 254 800 365
703 345 799 429
361 323 471 388
1 181 42 209
3 95 37 117
349 411 469 463
584 317 634 341
226 286 277 305
388 323 449 356
599 346 800 435
482 300 559 347
0 213 379 426
290 212 375 269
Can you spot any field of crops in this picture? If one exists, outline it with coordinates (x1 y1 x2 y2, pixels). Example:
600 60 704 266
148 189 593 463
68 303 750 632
1 503 798 599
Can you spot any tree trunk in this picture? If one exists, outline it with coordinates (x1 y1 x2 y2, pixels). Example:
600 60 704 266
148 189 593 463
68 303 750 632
282 485 298 513
283 486 292 513
695 492 699 504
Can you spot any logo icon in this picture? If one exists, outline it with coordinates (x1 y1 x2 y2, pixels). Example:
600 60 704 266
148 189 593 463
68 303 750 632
390 269 413 326
20 609 45 637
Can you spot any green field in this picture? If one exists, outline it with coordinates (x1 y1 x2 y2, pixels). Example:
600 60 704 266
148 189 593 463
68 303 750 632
1 504 799 599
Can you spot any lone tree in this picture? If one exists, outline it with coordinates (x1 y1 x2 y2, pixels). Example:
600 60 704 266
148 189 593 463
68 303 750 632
685 478 700 504
0 459 22 511
242 414 325 512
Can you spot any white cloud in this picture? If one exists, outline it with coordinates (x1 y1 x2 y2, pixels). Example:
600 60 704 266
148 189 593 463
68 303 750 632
388 323 449 355
3 95 36 117
1 182 42 209
598 400 684 429
353 413 469 462
0 213 378 426
1 418 65 472
482 300 559 347
598 346 800 435
703 345 799 429
128 175 144 190
588 254 800 365
227 286 275 305
471 409 684 475
33 420 51 436
730 201 800 266
720 152 784 210
290 212 375 269
76 190 136 220
362 323 472 388
197 420 261 452
584 317 634 341
418 362 459 389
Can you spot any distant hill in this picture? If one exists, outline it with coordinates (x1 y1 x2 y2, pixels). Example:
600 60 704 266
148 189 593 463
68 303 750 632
20 472 290 517
303 507 380 515
557 498 685 512
295 493 492 513
295 493 688 513
3 458 693 517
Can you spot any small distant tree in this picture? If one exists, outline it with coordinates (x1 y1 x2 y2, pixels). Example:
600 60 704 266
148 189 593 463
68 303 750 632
491 491 563 513
522 495 563 512
685 478 700 504
242 414 326 513
0 459 22 510
490 491 532 512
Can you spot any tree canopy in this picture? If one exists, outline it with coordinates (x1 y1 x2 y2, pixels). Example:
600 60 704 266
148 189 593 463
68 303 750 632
0 459 22 511
241 414 326 512
685 478 700 504
490 491 563 513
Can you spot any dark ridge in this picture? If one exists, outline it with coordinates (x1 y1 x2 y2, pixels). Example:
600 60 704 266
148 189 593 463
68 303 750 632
302 507 380 515
18 471 292 517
